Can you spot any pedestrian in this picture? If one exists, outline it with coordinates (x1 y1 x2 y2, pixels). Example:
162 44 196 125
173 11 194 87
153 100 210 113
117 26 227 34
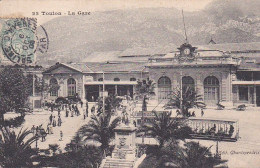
69 104 71 111
201 108 204 117
31 125 36 135
80 101 83 108
52 116 56 127
66 109 69 117
91 96 94 102
49 114 53 124
59 131 63 141
84 114 86 120
58 107 61 116
49 125 53 134
58 116 62 126
51 103 54 112
47 124 50 134
36 126 39 135
71 110 74 117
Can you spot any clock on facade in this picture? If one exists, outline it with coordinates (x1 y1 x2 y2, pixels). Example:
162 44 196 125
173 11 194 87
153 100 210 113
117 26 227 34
177 43 197 62
183 48 191 55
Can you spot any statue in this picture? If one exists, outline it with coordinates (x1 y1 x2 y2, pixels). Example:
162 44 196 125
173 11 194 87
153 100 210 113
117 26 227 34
121 107 129 125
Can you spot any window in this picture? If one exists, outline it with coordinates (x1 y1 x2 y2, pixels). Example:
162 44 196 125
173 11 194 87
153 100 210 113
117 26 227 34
67 78 76 96
158 76 171 100
114 78 120 81
239 86 248 101
50 78 58 96
204 76 220 104
182 76 195 91
98 78 103 81
130 78 136 81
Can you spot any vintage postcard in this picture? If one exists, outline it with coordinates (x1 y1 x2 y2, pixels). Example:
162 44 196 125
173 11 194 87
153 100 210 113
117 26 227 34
0 0 259 167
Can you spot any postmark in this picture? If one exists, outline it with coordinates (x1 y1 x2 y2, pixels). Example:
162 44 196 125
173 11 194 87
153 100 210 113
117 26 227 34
0 18 49 64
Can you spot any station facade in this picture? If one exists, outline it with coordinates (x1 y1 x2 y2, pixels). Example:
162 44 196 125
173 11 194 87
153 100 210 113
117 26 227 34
42 42 260 107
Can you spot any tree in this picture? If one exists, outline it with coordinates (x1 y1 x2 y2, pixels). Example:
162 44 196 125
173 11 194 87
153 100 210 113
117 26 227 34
160 141 227 168
25 73 49 96
139 111 192 148
39 145 103 168
0 67 30 121
76 113 121 153
164 87 206 117
0 127 38 167
96 94 123 115
135 78 156 111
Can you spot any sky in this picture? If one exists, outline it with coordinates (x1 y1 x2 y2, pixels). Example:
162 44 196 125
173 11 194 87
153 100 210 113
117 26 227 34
0 0 215 24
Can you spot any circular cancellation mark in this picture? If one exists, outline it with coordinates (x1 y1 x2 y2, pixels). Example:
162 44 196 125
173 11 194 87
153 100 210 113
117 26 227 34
1 18 49 64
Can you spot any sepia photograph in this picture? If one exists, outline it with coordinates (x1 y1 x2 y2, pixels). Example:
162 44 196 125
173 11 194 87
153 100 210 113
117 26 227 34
0 0 260 167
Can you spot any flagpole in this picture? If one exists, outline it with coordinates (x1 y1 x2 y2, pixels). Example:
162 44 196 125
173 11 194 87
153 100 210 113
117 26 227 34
103 71 105 114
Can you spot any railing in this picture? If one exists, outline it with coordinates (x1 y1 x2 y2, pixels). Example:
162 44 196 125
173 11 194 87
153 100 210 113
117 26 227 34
132 113 239 142
187 117 239 142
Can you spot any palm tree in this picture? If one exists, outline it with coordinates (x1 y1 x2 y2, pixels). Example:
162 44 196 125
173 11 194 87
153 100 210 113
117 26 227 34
76 113 121 153
139 111 192 148
164 87 206 117
96 94 123 115
0 126 38 167
160 141 227 168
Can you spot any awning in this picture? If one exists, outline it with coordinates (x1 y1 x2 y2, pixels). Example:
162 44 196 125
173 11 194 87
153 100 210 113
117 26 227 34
85 81 137 85
232 81 260 85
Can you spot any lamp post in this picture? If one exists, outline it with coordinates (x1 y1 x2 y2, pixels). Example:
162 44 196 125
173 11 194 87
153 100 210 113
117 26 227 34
35 132 39 149
103 71 105 114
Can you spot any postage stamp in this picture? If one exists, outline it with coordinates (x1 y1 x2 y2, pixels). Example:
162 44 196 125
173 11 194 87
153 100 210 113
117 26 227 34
0 18 48 64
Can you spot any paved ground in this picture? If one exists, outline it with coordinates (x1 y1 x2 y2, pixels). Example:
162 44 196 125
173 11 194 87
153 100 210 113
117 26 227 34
5 104 260 168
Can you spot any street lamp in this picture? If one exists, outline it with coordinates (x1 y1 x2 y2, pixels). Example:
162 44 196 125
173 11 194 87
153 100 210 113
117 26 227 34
35 132 39 149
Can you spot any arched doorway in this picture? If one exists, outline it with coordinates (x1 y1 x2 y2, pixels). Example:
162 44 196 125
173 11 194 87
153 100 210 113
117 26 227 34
182 76 195 92
158 76 172 101
204 76 220 105
67 78 76 96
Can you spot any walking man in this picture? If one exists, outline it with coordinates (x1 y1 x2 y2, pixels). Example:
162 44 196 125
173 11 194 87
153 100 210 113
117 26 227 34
58 116 62 126
201 108 204 117
52 116 56 127
49 114 53 124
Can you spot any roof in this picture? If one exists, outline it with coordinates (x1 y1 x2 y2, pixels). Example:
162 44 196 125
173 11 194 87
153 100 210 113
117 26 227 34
83 62 147 72
197 42 260 52
44 62 148 74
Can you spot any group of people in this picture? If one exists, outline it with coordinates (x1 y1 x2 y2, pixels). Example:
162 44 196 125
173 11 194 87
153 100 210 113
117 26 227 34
30 100 96 145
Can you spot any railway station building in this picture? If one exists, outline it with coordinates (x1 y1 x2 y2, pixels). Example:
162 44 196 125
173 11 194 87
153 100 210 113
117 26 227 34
42 42 260 107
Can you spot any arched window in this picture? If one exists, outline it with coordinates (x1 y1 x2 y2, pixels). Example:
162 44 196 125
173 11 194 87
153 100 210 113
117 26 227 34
50 78 58 96
114 78 120 81
158 76 172 100
182 76 195 91
67 78 76 96
130 78 136 81
98 78 103 81
204 76 219 105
